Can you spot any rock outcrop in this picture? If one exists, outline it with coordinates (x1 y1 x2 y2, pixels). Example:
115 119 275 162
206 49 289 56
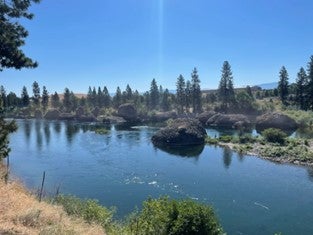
151 118 207 146
256 112 298 131
117 103 138 122
198 111 217 125
44 109 60 120
205 113 251 129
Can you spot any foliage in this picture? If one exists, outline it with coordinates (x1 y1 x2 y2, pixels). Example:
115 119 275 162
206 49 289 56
54 195 114 229
218 61 235 110
32 81 40 107
128 197 223 235
261 128 287 144
176 74 186 113
150 79 160 110
0 0 40 71
218 135 233 143
191 67 202 113
0 115 17 160
278 66 289 105
94 128 110 135
295 67 308 110
41 86 49 111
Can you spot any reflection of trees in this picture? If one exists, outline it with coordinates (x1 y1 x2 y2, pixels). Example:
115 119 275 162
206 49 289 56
44 122 51 145
307 167 313 182
23 120 32 143
237 152 245 162
65 123 80 144
155 144 204 158
223 147 233 169
53 122 62 134
35 120 43 150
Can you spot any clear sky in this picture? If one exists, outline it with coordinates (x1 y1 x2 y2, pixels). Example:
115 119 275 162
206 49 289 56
1 0 313 95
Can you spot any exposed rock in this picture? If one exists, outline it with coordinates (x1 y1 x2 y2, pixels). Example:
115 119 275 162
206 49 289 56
256 112 298 131
100 115 126 124
76 115 96 122
206 113 251 129
149 111 177 122
117 103 138 122
34 109 43 119
151 118 207 146
198 111 217 125
44 109 60 120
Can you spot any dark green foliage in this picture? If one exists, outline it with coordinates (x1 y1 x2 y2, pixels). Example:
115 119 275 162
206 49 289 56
218 135 232 143
21 86 30 107
161 88 170 111
63 88 71 112
32 81 40 106
295 67 308 110
0 113 17 160
278 66 289 105
176 74 186 113
150 78 159 110
307 56 313 110
261 128 287 145
191 68 202 113
41 86 49 111
51 92 60 108
129 197 223 235
218 61 235 110
235 91 257 113
113 86 122 108
0 0 40 71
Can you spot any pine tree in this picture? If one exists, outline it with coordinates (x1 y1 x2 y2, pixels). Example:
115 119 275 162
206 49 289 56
185 80 192 111
161 88 170 111
176 74 186 113
0 86 7 109
41 86 49 111
278 66 289 105
103 86 111 108
32 81 40 107
125 84 133 101
21 86 30 107
295 67 307 110
218 61 235 110
51 92 60 108
113 86 122 108
63 88 71 112
149 79 159 110
307 56 313 110
191 68 202 113
97 86 103 107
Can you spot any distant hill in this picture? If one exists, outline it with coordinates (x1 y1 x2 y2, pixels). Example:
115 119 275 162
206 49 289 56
255 82 278 90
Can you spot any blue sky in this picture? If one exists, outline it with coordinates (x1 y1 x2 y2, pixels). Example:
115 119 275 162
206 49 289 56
1 0 313 94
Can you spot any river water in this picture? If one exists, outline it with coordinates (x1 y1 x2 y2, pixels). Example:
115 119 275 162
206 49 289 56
7 119 313 235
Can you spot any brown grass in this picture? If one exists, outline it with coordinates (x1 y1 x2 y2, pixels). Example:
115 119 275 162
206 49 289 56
0 166 105 235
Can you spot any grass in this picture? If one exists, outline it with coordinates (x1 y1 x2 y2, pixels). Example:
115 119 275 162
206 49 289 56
0 166 105 235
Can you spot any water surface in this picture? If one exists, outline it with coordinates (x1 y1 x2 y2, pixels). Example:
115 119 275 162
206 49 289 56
8 120 313 235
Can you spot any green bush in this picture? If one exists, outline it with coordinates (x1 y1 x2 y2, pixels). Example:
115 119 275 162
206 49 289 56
206 137 219 145
129 197 223 235
261 128 287 145
218 135 232 143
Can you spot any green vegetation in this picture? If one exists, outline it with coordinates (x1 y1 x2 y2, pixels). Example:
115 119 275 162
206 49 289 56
94 128 110 135
261 128 287 145
54 195 224 235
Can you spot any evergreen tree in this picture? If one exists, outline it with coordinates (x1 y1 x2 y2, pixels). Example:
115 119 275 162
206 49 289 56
32 81 40 107
307 55 313 110
7 92 19 107
161 88 170 111
218 61 235 110
185 80 192 111
70 91 78 111
149 79 159 110
103 86 111 108
113 86 122 108
191 68 202 113
0 86 7 109
97 86 103 107
63 88 71 112
125 84 133 101
246 86 253 98
278 66 289 105
295 67 307 110
41 86 49 111
87 86 93 106
21 86 30 107
176 75 186 113
51 92 60 108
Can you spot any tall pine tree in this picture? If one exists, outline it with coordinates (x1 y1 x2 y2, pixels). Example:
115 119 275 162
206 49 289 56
176 74 186 113
278 66 289 105
21 86 30 107
295 67 307 110
191 68 202 113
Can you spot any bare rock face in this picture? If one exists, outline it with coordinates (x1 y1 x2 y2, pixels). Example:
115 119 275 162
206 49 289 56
256 112 298 131
198 111 217 125
206 113 251 129
151 118 207 146
117 103 138 122
44 109 60 120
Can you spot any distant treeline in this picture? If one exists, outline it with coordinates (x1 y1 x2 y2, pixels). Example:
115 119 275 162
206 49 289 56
1 56 313 116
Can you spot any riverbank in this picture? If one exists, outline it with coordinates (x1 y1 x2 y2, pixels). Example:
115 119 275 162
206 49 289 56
206 135 313 167
0 166 105 235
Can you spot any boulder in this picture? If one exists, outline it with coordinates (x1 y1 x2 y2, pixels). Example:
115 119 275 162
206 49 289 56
151 118 207 146
256 112 298 131
34 109 43 119
76 115 96 122
206 113 251 129
44 109 60 120
150 111 177 122
117 103 138 122
198 111 217 125
59 113 75 121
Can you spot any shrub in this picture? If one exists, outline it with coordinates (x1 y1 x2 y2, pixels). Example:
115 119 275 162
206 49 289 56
129 197 223 235
261 128 287 145
218 135 232 143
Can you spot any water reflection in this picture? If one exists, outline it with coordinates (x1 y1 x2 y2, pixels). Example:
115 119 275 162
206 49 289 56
53 122 62 134
35 120 43 150
307 167 313 182
65 123 80 144
223 147 233 169
44 122 51 145
154 144 204 158
23 120 32 143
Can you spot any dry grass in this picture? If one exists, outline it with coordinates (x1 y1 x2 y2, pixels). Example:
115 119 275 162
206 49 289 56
0 166 105 235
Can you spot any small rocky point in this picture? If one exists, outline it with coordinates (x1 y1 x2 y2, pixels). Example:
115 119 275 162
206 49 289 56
151 118 207 146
